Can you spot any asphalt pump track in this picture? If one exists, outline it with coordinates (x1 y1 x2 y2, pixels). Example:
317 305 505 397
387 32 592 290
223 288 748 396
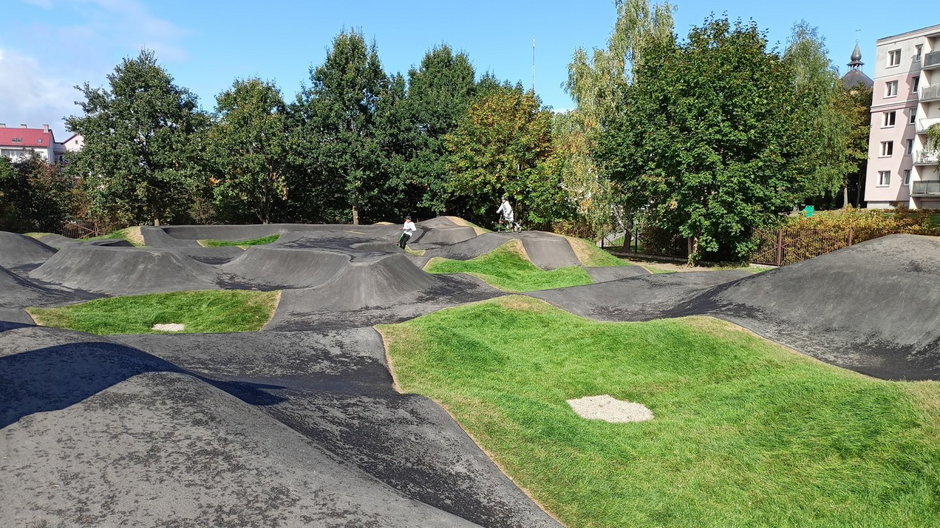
2 219 938 526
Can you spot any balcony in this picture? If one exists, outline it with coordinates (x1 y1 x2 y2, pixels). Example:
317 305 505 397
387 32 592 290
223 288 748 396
913 149 939 165
923 84 940 102
917 117 940 134
924 51 940 70
911 180 940 197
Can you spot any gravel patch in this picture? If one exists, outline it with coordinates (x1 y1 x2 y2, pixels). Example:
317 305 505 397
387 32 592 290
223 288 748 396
152 323 185 332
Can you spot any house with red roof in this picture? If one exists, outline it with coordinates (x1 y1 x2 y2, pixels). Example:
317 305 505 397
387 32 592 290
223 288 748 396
0 123 83 164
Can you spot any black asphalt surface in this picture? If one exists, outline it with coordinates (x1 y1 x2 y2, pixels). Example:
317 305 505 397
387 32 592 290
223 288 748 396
2 221 938 526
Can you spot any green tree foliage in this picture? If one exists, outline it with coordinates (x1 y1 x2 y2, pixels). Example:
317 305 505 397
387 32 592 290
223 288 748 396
562 0 674 235
207 78 290 224
600 17 801 263
0 155 75 232
401 45 477 216
783 22 855 203
291 31 389 224
837 82 873 206
65 50 209 226
446 84 563 227
926 124 940 152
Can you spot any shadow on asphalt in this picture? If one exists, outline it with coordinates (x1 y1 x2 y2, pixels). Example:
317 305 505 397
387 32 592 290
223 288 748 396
0 341 286 429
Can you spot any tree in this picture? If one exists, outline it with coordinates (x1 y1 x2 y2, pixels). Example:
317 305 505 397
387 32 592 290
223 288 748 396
207 78 290 224
837 82 873 206
66 50 209 226
783 22 855 205
599 17 801 263
446 84 559 226
291 30 389 224
562 0 674 236
401 45 477 216
0 155 75 233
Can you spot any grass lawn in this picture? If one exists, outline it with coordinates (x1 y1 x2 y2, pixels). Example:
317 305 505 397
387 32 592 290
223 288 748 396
424 241 592 292
380 296 940 528
199 234 280 247
28 290 279 335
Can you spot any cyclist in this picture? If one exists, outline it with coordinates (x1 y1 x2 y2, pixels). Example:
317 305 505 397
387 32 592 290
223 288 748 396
496 196 520 232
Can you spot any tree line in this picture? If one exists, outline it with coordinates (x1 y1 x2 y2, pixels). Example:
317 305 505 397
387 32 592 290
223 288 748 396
2 1 879 263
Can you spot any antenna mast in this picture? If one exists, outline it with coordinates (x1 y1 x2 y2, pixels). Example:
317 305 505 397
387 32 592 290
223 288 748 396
531 37 536 93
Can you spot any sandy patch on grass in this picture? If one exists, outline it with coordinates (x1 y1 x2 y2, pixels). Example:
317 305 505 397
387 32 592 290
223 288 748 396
152 323 185 332
568 395 654 423
121 226 145 247
444 215 490 235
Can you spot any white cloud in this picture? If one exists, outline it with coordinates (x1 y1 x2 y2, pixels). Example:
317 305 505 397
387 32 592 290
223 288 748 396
0 48 81 138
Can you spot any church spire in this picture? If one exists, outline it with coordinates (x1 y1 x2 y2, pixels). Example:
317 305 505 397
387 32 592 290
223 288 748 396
848 42 863 70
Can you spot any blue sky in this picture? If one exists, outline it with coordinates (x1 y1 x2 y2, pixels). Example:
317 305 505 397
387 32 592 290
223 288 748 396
1 0 927 139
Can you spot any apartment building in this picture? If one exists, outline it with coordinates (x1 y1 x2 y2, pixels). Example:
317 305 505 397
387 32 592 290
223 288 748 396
865 24 940 209
0 123 83 164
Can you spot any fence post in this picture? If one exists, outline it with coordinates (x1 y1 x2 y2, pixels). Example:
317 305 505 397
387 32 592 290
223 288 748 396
847 228 854 246
776 230 784 266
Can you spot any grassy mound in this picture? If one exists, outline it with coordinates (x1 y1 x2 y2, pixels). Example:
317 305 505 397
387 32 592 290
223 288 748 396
424 240 592 292
562 235 631 267
28 290 279 335
380 296 940 528
199 234 280 247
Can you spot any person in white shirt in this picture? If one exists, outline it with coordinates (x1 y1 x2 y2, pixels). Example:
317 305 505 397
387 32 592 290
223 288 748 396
496 196 520 231
399 215 417 249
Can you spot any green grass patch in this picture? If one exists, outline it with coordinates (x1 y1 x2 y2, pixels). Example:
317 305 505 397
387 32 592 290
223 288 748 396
22 232 54 239
28 290 279 335
381 297 940 528
562 235 632 267
424 241 592 292
86 226 145 247
200 234 280 247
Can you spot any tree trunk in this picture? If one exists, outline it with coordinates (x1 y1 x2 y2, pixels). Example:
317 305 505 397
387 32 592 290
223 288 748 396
843 186 849 208
352 203 359 225
687 236 699 266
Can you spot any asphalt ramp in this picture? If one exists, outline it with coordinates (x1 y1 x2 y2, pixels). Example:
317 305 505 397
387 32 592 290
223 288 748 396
0 232 56 268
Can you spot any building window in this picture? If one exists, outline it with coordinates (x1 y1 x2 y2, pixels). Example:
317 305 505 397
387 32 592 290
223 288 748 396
911 107 917 124
888 49 901 66
904 169 911 186
907 139 914 154
880 141 894 157
883 111 896 127
886 80 898 97
11 138 21 143
878 171 891 186
913 76 919 93
915 45 923 62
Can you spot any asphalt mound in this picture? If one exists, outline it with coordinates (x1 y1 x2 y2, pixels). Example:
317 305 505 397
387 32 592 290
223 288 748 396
37 234 134 249
111 329 559 527
424 231 581 270
586 265 650 282
0 232 56 268
29 245 218 295
220 246 349 289
530 270 751 321
683 235 940 380
0 326 474 527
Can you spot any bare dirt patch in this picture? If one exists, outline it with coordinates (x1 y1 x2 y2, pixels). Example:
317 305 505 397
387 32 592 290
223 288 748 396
567 395 654 423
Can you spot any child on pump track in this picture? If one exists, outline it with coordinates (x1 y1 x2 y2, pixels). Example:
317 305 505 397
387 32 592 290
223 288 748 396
496 196 520 232
399 215 416 249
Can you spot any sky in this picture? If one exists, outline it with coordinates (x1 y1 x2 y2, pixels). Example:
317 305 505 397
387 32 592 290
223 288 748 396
0 0 927 139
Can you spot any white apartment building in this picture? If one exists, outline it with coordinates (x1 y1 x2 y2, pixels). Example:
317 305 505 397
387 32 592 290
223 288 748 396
865 24 940 209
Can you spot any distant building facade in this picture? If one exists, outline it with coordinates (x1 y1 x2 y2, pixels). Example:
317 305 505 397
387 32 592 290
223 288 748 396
0 123 82 164
865 24 940 209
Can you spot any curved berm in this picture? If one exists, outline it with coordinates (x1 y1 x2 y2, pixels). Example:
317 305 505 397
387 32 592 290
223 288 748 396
29 245 218 295
683 235 940 380
529 270 751 321
0 232 56 268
